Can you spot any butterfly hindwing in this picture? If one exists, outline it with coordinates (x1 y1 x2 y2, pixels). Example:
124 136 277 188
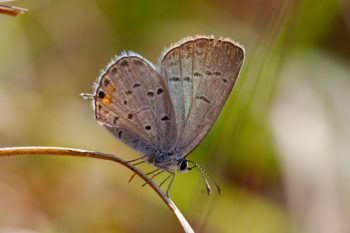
94 53 177 154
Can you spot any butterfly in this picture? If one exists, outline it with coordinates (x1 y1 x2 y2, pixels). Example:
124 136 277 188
82 35 244 196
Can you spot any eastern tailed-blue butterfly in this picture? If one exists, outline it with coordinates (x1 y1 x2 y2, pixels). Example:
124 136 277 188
82 35 244 195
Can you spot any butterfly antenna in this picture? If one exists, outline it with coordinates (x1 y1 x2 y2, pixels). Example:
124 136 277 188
188 160 222 195
80 93 94 100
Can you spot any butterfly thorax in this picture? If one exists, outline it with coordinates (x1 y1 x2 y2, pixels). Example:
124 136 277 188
146 151 183 170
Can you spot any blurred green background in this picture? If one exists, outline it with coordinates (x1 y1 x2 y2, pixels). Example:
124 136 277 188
0 0 349 232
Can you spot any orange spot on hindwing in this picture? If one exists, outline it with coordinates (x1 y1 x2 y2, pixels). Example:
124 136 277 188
101 93 112 105
107 84 116 92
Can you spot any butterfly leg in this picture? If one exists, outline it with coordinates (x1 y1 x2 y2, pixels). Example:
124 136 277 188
130 160 145 166
141 168 161 186
129 168 160 184
146 169 161 176
126 154 149 166
126 155 149 182
127 154 153 182
127 156 148 183
141 170 165 187
128 173 137 183
159 171 175 196
128 163 149 183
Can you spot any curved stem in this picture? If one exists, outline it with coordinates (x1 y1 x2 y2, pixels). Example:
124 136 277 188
0 146 194 233
0 2 28 16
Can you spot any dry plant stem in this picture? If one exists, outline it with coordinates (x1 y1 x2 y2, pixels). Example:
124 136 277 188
0 146 194 233
0 4 28 16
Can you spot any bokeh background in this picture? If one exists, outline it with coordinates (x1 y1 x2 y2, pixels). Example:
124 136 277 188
1 0 349 232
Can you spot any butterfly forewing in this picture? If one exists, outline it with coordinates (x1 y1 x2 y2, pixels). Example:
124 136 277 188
94 54 177 154
160 36 244 156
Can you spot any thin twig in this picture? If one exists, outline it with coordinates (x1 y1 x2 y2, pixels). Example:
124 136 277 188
0 3 28 16
0 146 194 233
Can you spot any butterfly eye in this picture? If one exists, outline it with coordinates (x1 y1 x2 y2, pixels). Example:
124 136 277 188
178 160 188 173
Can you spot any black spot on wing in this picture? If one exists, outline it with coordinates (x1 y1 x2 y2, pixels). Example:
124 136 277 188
133 60 143 65
157 88 163 94
161 116 169 121
194 72 202 77
120 60 129 66
205 70 213 76
103 79 110 86
195 95 210 104
98 91 105 99
111 67 118 75
183 77 192 82
169 77 180 81
113 116 119 124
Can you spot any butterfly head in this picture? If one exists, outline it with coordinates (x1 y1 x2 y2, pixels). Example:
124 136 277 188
177 159 190 173
146 152 222 195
